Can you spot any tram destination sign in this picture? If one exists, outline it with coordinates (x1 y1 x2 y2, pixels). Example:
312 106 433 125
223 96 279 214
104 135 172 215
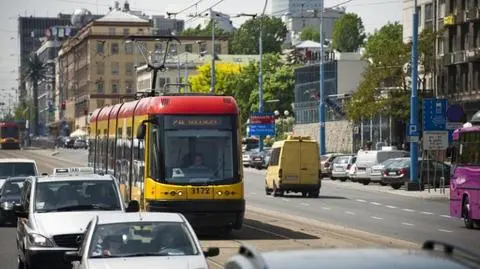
164 115 232 129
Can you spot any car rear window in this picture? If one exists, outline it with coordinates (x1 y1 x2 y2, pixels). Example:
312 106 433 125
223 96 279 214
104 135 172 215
0 162 36 178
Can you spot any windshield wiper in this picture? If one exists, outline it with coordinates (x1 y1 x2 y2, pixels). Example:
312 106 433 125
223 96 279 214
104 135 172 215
40 204 117 212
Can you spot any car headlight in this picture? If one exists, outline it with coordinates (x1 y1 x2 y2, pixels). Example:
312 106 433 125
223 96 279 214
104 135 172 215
28 233 55 247
1 201 13 210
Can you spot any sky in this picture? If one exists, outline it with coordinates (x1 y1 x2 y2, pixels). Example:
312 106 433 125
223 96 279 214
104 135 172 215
0 0 404 104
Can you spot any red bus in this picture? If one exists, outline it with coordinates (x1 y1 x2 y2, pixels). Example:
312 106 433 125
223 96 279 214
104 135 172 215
0 121 21 149
88 93 245 232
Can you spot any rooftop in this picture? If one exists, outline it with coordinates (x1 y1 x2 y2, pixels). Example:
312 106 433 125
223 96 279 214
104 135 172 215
36 174 113 183
97 212 185 225
96 9 149 23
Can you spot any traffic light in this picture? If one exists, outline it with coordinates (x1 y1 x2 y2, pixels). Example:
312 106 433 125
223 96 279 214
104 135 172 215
61 101 66 110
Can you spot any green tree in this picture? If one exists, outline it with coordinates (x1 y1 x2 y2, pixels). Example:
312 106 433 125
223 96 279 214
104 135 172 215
23 54 46 136
345 22 409 122
189 62 242 93
230 15 288 54
299 26 320 41
332 13 366 52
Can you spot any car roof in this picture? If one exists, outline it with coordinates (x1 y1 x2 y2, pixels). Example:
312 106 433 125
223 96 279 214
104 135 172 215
4 177 28 182
227 248 475 269
0 158 36 163
35 174 114 183
96 212 185 225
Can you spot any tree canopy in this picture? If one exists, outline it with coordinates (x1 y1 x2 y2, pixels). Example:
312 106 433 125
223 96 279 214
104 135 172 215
332 13 366 52
299 26 320 41
230 15 288 54
23 53 46 135
345 22 409 122
188 62 242 93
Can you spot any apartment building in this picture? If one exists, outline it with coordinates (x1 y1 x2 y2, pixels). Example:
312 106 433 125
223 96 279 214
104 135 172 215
403 0 480 117
57 9 229 130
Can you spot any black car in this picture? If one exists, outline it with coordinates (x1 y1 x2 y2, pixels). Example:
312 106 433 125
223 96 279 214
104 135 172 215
0 177 25 226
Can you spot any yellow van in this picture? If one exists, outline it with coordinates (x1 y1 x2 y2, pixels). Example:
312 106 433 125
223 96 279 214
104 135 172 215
265 135 321 197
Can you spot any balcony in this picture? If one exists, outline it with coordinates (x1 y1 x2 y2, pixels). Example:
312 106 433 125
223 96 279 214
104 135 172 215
453 50 467 64
443 15 455 26
465 8 480 21
443 53 455 65
466 48 480 61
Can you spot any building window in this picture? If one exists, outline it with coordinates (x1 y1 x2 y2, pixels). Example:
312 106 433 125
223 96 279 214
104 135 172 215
97 99 105 107
199 42 207 52
123 28 130 35
125 80 133 93
112 80 119 93
96 62 105 75
154 43 163 52
185 44 193 53
125 62 134 76
125 42 134 54
96 42 104 53
96 81 104 93
215 44 221 54
424 3 433 22
111 43 119 54
111 62 119 75
108 27 116 35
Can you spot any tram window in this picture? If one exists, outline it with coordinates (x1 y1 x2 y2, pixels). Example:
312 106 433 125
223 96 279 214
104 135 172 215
162 129 234 184
150 129 160 179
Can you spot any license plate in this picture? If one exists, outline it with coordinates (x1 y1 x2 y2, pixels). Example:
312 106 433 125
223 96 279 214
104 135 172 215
191 187 210 195
388 172 397 176
255 158 261 160
335 168 343 171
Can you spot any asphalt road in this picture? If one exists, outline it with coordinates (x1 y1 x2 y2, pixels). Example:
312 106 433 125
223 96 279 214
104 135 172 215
243 168 480 251
0 148 478 269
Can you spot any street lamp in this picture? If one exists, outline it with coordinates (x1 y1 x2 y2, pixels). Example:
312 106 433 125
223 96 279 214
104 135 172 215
274 110 290 136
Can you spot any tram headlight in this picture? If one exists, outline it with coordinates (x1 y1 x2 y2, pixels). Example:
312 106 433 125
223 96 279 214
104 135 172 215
217 191 223 196
177 191 183 196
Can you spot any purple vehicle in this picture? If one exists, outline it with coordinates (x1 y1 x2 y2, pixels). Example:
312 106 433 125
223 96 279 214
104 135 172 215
450 111 480 229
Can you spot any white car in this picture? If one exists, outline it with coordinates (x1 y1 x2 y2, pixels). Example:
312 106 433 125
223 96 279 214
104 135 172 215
15 169 139 269
65 212 220 269
0 158 39 179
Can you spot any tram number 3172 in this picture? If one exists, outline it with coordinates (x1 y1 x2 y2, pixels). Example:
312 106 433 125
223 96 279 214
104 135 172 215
191 187 210 195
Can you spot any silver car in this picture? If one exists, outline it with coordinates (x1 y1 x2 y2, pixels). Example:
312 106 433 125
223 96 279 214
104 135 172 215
225 241 479 269
331 155 356 181
14 171 139 269
65 212 220 269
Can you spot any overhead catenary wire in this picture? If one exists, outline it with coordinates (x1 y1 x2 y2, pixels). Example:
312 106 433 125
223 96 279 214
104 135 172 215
174 0 205 16
185 0 226 23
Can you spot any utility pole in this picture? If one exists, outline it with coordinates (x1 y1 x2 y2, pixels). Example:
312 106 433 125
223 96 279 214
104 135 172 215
210 8 216 93
409 0 420 190
319 2 326 155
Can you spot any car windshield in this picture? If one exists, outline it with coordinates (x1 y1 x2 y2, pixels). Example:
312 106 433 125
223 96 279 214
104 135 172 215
379 158 398 167
386 158 410 169
88 222 198 258
0 163 36 178
1 180 25 196
34 180 121 213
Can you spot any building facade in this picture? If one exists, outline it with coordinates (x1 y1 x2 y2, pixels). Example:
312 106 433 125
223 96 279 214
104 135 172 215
57 10 230 130
17 14 72 103
403 0 480 118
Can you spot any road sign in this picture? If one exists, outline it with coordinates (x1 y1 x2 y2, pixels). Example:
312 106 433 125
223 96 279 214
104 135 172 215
248 124 275 137
422 98 447 131
423 131 449 150
408 124 419 136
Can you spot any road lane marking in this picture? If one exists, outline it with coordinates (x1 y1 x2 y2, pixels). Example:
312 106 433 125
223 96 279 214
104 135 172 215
385 205 397 209
300 203 309 206
282 198 290 202
370 216 383 220
438 229 453 233
402 208 415 212
402 222 414 226
370 202 382 206
440 215 452 218
421 211 434 215
322 207 331 210
345 211 355 215
250 192 257 195
356 199 367 202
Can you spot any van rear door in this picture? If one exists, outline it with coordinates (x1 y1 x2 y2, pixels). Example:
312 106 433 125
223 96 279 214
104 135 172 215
300 141 319 185
281 141 300 184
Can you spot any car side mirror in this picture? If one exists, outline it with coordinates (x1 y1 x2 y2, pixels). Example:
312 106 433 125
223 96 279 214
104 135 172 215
126 200 140 212
64 251 81 262
136 124 146 140
14 204 28 218
204 247 220 257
